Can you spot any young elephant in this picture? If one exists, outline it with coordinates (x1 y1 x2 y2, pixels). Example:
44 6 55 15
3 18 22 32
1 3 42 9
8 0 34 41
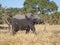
10 13 43 35
11 17 36 35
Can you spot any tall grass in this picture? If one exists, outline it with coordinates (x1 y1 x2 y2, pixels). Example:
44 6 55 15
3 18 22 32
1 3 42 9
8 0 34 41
0 25 60 45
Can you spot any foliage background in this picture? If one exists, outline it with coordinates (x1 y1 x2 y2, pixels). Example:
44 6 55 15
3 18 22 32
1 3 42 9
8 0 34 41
0 0 60 25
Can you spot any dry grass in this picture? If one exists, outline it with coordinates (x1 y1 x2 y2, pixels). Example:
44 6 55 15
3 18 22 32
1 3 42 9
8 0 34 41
0 24 60 45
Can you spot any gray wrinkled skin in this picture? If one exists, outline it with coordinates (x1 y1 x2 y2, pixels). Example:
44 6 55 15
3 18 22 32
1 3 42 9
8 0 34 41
13 13 41 24
26 13 41 24
27 14 40 20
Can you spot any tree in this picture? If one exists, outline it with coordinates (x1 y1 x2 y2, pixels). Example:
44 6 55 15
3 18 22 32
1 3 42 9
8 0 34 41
50 12 60 24
23 0 58 14
0 4 4 24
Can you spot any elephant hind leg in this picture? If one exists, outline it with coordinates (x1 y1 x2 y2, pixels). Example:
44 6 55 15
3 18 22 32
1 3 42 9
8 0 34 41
25 25 30 34
12 25 19 35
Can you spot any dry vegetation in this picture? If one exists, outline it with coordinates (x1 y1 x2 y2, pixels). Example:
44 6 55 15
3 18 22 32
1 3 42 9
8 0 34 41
0 24 60 45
